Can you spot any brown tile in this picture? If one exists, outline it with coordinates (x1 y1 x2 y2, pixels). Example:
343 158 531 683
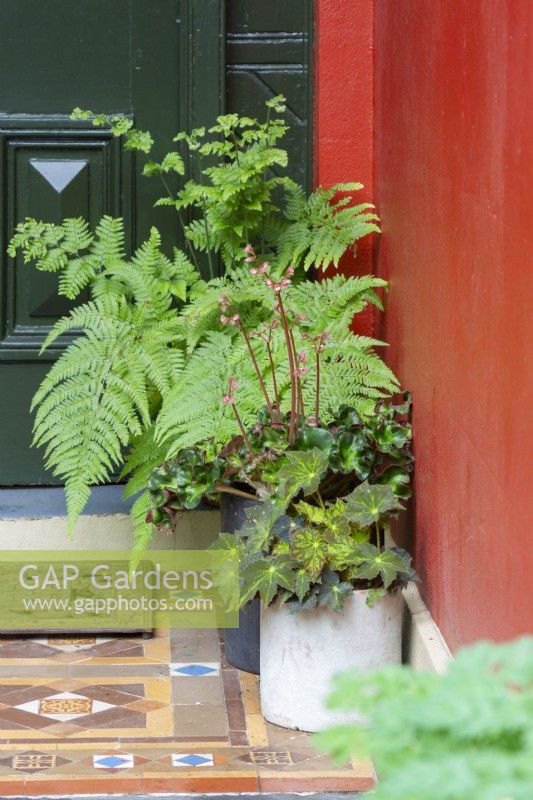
0 708 52 730
86 707 146 729
221 668 246 731
38 721 83 737
78 684 145 705
45 679 81 692
125 699 165 713
0 685 31 699
90 640 144 657
52 652 95 664
0 642 56 659
230 730 249 746
0 686 52 705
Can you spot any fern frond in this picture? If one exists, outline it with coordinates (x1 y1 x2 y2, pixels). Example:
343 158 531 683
288 274 387 336
277 183 380 272
130 492 155 566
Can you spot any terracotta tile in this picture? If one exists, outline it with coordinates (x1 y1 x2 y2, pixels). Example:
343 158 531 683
0 779 25 795
142 774 259 793
258 774 375 792
22 776 143 794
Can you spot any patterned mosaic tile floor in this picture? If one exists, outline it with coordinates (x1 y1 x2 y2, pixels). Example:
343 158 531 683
0 630 374 795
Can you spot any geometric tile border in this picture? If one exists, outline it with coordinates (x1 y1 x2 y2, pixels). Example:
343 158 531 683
0 630 375 795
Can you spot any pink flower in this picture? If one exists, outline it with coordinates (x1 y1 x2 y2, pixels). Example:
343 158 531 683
298 351 308 363
286 266 295 277
245 255 256 263
220 315 229 324
228 376 239 393
222 394 235 405
244 244 255 254
230 314 240 326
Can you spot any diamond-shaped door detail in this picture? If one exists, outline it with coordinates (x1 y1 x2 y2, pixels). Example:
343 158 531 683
30 159 88 194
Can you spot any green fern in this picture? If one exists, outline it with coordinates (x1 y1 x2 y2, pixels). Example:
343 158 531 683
155 275 397 453
276 181 380 271
9 218 197 534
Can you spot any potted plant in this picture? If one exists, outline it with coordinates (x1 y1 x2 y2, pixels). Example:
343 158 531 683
148 262 411 674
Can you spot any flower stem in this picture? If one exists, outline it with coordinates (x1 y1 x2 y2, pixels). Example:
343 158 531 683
278 294 298 442
238 322 275 420
288 327 304 418
315 349 321 422
231 403 252 453
265 339 281 416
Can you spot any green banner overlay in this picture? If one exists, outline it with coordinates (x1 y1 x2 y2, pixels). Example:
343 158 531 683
0 551 239 631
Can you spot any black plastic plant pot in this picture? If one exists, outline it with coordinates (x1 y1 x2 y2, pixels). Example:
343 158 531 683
220 491 260 674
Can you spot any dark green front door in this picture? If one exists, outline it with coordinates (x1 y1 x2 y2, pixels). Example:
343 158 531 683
0 0 226 484
0 0 312 485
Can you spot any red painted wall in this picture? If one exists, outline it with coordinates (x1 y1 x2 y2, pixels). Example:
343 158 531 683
373 1 533 648
314 0 376 335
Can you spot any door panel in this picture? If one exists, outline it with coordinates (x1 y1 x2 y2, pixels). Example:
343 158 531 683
226 0 313 190
1 122 128 358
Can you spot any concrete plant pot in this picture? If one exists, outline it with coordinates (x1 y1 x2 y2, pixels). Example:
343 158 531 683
260 588 403 732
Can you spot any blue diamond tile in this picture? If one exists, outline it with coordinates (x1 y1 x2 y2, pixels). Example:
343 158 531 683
171 753 214 768
93 754 134 770
170 662 220 677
